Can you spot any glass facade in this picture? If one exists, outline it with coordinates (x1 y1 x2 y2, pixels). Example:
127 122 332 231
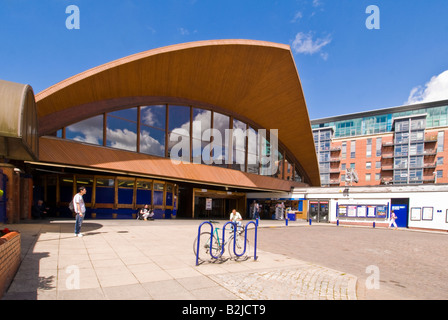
393 116 426 185
312 104 448 138
312 101 448 186
140 105 166 157
56 104 304 183
313 127 333 186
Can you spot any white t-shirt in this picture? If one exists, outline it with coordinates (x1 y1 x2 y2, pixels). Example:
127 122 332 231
230 211 242 222
73 193 86 214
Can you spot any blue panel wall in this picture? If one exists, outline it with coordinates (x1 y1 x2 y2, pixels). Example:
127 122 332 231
96 187 114 204
136 189 151 205
118 188 133 205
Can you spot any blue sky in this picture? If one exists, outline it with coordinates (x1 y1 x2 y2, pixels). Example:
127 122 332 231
1 0 448 119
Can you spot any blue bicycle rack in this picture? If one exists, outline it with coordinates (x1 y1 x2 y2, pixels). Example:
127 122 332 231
195 220 258 266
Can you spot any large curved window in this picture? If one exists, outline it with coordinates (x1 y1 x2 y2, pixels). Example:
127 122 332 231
57 104 302 182
231 119 247 171
168 106 190 162
212 112 229 167
107 108 137 152
192 108 211 164
66 115 103 145
140 105 166 157
247 127 260 174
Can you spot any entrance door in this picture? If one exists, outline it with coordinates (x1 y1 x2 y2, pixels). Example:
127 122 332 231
309 200 330 223
391 198 409 228
391 204 408 228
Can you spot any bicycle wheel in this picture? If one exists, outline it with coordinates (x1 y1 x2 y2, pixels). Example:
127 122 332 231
193 232 221 261
228 233 250 260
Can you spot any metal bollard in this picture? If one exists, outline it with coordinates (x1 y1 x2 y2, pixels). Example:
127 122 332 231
285 218 289 226
309 219 312 226
337 219 339 226
373 221 376 228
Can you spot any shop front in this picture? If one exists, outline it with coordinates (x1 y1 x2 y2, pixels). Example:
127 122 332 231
34 171 178 219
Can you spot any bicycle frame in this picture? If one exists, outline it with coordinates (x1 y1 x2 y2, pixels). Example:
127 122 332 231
195 221 236 265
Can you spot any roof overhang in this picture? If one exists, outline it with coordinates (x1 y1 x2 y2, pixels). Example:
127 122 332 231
34 137 308 192
0 79 38 160
35 40 320 186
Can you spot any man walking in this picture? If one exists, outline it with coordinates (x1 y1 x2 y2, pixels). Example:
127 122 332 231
388 210 398 230
74 186 87 237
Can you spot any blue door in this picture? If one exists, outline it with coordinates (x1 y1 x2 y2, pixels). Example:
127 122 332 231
391 205 408 228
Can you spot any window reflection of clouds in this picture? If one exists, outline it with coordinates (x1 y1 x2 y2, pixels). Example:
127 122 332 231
192 109 211 164
169 106 190 132
61 105 292 179
212 113 230 166
66 115 103 145
231 119 246 171
110 108 137 121
107 114 137 152
141 105 165 129
247 127 260 174
140 127 165 157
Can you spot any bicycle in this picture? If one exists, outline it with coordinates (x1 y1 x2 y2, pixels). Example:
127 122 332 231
193 220 250 263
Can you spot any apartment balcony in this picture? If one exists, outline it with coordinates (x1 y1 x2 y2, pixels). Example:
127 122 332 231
424 135 438 143
381 153 394 159
381 164 393 171
423 149 437 156
329 157 341 163
423 176 436 183
381 177 393 185
330 146 341 152
423 163 436 169
382 141 394 147
329 168 341 173
329 179 341 185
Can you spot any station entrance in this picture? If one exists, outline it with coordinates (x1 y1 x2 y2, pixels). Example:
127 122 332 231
192 188 246 220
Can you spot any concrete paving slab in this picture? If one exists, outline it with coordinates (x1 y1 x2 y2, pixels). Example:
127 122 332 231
2 219 359 301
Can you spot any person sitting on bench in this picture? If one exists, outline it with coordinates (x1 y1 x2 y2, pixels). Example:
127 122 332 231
138 204 154 221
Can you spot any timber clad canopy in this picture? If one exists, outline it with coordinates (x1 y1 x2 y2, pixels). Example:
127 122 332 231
38 136 306 192
0 79 38 161
35 40 320 188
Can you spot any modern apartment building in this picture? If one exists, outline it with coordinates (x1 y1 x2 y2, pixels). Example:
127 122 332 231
312 99 448 187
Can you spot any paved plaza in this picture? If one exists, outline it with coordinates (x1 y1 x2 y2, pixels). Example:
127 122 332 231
1 218 446 300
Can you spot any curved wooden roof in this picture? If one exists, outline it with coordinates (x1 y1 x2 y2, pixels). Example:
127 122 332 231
0 79 38 160
36 40 320 186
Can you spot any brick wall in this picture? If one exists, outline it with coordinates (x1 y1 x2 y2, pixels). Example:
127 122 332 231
0 232 21 299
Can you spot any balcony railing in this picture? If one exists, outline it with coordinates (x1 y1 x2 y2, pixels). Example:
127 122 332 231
423 149 437 156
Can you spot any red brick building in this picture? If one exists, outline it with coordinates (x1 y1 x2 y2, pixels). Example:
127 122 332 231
312 99 448 187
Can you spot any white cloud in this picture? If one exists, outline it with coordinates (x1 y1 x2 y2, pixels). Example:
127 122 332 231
406 70 448 105
68 115 103 145
291 11 303 23
179 28 190 35
291 32 331 57
313 0 322 7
